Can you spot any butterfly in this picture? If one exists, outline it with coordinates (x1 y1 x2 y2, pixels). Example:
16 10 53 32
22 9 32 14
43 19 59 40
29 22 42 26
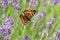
20 10 36 25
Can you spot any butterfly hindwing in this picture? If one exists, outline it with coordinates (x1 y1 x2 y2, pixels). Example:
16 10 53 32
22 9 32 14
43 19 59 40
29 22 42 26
20 14 28 25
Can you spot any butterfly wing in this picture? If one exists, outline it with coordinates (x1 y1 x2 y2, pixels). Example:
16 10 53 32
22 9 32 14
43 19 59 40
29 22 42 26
23 10 36 19
20 14 28 25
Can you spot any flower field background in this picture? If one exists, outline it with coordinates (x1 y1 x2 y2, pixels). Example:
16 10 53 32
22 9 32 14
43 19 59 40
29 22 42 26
0 0 60 40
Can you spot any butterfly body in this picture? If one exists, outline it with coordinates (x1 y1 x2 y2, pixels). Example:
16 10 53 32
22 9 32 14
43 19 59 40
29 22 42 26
20 10 36 25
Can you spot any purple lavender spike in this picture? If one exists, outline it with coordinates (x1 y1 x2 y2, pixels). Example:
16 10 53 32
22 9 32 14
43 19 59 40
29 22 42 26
54 37 60 40
5 17 14 25
56 30 60 38
30 2 36 8
0 27 3 34
52 0 58 6
4 31 9 36
2 26 12 36
12 0 20 10
30 0 38 8
15 4 20 10
37 11 46 20
0 1 2 5
13 0 19 3
3 0 8 7
46 18 55 30
46 22 52 30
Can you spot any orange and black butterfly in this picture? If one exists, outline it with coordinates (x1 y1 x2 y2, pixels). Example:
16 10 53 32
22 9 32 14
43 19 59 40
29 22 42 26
20 10 36 25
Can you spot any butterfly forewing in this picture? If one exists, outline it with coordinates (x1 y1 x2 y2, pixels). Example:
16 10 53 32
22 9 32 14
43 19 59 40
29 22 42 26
23 10 36 19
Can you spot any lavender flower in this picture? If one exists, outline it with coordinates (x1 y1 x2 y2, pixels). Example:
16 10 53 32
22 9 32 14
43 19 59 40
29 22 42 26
48 18 55 24
37 11 46 20
0 17 14 39
2 25 12 36
5 17 14 25
55 38 60 40
3 0 9 7
0 27 3 34
46 22 52 30
12 0 20 10
30 0 38 8
52 0 58 6
13 0 19 3
15 4 20 10
22 35 30 40
54 30 60 40
0 17 14 40
0 0 3 5
46 18 55 30
56 30 60 38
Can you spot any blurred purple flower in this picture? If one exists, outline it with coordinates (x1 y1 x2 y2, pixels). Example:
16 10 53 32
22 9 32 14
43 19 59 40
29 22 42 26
30 2 37 8
5 17 14 25
12 0 20 10
0 1 3 5
54 37 60 40
2 25 12 36
52 0 58 6
3 0 8 7
0 27 3 37
46 18 55 30
54 30 60 40
15 4 20 10
12 1 17 7
22 35 30 40
30 0 38 8
37 11 46 20
56 30 60 38
13 0 20 3
1 17 14 37
48 18 55 24
4 31 9 36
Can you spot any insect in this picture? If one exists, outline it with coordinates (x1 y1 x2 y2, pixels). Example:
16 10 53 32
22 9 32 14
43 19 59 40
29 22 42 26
20 10 36 25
